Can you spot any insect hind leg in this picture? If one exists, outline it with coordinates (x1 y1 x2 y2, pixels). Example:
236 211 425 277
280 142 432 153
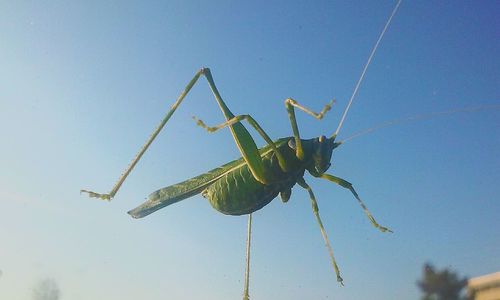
192 114 288 172
81 67 274 199
243 213 252 300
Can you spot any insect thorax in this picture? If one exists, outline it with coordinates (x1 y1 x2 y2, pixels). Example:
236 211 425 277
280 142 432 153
203 138 304 215
202 136 339 215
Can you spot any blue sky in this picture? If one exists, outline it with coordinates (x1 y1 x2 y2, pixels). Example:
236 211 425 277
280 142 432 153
1 1 499 299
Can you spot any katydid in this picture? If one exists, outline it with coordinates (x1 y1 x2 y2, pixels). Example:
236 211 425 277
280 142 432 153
81 1 402 298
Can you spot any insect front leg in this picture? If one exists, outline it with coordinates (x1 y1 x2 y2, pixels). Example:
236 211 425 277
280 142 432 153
320 173 392 233
284 98 334 160
297 177 343 285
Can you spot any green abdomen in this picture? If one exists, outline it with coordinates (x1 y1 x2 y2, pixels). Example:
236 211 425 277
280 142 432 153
203 149 304 215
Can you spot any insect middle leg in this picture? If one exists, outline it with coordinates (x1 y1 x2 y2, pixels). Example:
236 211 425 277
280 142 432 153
297 177 343 285
192 114 288 172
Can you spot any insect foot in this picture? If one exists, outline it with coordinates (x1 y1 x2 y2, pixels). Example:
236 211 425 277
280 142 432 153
369 215 393 233
192 116 217 133
80 189 113 201
318 99 335 119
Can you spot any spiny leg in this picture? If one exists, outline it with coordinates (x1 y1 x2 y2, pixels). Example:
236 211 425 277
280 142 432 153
297 177 343 285
285 98 334 160
320 174 392 233
81 68 271 200
81 69 206 200
202 69 270 185
243 213 252 300
192 114 288 171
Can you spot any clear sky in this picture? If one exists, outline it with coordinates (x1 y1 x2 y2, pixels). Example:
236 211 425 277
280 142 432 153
1 1 499 299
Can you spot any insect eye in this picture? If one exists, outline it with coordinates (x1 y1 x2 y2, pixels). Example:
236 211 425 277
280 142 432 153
319 135 326 143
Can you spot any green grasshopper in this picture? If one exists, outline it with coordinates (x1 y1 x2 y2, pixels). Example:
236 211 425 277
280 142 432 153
82 1 402 298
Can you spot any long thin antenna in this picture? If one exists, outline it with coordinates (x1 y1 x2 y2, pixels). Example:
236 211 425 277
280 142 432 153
333 0 402 138
340 104 500 143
